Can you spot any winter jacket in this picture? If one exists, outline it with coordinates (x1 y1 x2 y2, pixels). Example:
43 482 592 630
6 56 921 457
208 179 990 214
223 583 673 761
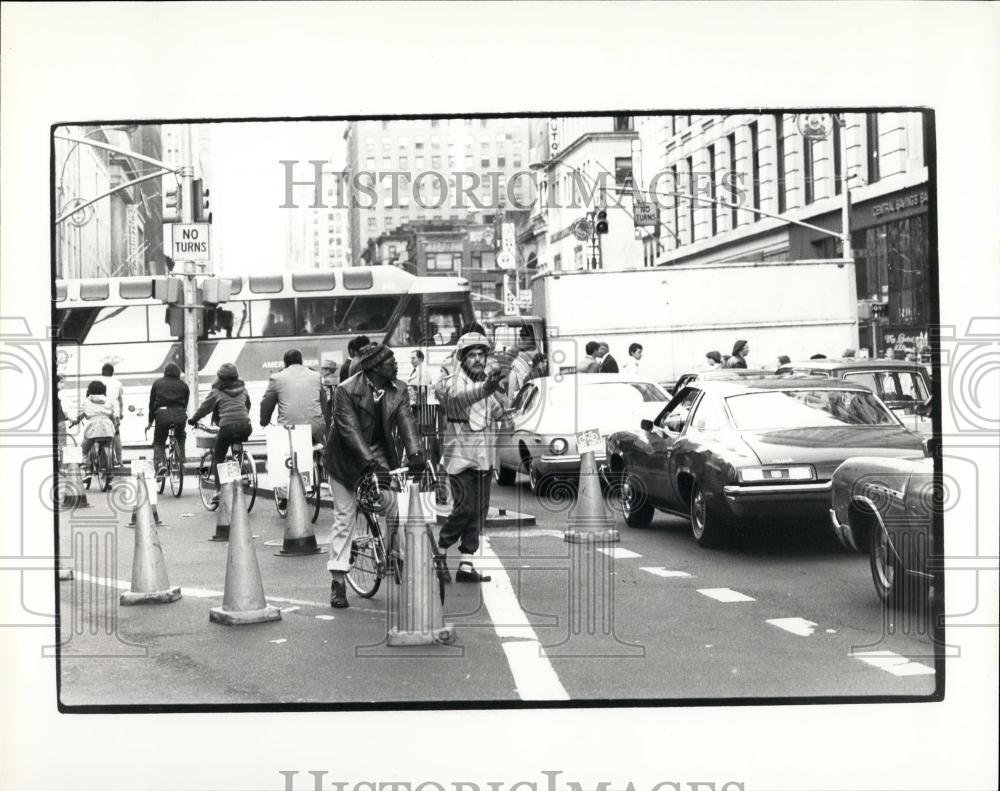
77 395 117 440
148 375 190 418
434 367 506 475
190 380 252 427
323 372 421 489
599 354 620 374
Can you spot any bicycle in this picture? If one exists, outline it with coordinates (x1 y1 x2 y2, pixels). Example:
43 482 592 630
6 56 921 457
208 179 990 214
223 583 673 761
345 466 412 598
271 428 324 524
194 422 257 512
68 420 114 492
145 424 185 497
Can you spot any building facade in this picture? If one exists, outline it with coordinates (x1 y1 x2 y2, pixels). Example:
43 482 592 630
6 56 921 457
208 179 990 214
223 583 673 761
284 171 350 269
635 111 932 358
344 117 533 265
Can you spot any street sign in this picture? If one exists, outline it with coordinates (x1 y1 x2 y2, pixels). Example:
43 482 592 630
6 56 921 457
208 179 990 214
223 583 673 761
496 250 515 270
633 200 659 227
171 223 211 262
572 218 593 241
502 222 515 253
576 428 603 456
517 292 533 310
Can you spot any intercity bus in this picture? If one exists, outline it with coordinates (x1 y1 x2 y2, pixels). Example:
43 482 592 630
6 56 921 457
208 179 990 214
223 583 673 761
54 266 474 450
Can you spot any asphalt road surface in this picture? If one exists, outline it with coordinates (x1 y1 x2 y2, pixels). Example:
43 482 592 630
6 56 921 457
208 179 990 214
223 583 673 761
55 469 939 708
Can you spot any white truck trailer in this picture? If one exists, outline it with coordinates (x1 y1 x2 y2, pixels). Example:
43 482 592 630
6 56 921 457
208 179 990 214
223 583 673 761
488 259 859 385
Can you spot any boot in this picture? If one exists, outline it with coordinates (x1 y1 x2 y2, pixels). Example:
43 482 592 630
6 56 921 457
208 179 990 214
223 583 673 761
455 560 490 583
330 576 349 608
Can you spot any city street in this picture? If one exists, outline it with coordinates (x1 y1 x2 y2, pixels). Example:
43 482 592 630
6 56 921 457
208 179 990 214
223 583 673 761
56 470 938 707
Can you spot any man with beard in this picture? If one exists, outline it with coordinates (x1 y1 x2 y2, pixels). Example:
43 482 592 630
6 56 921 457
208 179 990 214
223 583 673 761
433 331 507 583
322 343 425 609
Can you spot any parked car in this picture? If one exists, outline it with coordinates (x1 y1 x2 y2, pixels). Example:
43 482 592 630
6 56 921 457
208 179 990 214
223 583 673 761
494 374 670 494
776 359 932 436
666 367 768 396
829 449 936 609
604 378 926 548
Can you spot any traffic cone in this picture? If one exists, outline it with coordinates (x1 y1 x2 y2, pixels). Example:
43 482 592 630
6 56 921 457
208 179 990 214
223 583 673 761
209 481 233 541
563 449 620 544
275 455 322 556
387 482 456 646
120 474 182 606
59 460 90 510
210 481 281 626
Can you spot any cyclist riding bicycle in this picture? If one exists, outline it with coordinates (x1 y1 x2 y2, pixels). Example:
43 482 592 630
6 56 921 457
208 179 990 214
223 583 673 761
259 348 328 445
146 362 190 478
188 363 252 500
322 342 425 609
69 380 118 462
99 363 125 467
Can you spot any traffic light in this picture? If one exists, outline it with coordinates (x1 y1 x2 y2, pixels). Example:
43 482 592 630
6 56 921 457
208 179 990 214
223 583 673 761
154 277 182 304
871 300 888 318
595 208 609 235
163 183 185 224
192 178 212 223
201 277 231 304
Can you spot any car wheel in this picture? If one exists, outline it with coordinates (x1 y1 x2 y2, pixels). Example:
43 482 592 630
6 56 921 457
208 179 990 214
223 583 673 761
621 472 654 528
526 458 552 497
690 481 731 549
494 465 517 486
870 523 908 610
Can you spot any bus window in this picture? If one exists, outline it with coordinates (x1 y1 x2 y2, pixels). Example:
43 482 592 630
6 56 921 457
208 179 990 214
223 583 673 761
56 307 98 343
83 306 149 344
387 296 420 347
340 295 400 334
204 301 251 339
250 298 296 337
424 305 462 346
298 296 352 336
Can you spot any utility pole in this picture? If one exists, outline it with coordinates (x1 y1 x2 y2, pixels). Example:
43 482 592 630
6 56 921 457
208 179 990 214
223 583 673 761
179 125 200 418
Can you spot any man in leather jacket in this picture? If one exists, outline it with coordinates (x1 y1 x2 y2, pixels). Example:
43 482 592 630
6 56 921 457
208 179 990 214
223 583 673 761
322 343 425 608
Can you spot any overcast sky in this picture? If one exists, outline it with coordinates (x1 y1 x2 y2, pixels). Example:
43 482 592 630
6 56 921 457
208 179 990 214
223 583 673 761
210 120 345 274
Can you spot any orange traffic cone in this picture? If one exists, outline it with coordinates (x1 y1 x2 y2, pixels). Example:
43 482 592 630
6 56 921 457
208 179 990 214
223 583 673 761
59 460 90 510
387 482 456 646
120 474 182 606
210 481 281 625
210 481 233 541
275 455 322 556
563 449 620 544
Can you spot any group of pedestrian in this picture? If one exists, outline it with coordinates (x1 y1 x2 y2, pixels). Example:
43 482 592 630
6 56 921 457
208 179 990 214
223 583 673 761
579 341 644 376
703 339 750 370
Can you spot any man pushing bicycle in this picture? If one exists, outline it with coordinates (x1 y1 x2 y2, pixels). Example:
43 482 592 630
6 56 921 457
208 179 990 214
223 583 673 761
322 342 425 609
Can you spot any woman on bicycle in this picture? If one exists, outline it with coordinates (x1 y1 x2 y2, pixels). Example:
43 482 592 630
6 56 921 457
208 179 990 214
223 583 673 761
69 380 118 460
188 363 252 494
147 363 190 478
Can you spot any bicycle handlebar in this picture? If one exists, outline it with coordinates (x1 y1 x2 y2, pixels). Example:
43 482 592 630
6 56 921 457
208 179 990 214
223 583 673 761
193 422 218 433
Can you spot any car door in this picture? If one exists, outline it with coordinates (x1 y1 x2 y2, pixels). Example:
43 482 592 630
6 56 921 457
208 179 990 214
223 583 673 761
631 387 701 507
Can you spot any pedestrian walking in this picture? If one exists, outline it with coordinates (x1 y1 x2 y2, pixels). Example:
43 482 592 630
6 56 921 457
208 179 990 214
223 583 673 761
259 348 327 444
597 341 619 373
579 341 601 373
322 343 425 608
340 335 371 383
99 363 124 466
620 343 643 376
188 363 253 500
147 363 190 475
433 331 507 583
724 340 749 368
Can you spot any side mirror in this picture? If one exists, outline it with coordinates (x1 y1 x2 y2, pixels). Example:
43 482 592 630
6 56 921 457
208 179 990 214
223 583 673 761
640 419 654 432
915 398 932 417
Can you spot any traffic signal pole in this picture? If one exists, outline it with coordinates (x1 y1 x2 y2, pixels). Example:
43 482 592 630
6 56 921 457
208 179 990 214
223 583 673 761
179 125 200 420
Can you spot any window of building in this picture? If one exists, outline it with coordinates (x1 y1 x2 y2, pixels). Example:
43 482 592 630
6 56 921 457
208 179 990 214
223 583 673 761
382 156 391 170
398 136 408 148
431 136 441 148
431 155 441 169
431 119 440 128
365 140 375 152
481 119 488 128
366 157 376 170
426 252 461 271
497 156 506 167
382 120 389 130
832 120 842 196
447 155 456 168
803 137 815 205
513 154 522 168
866 112 880 183
399 155 408 169
749 122 761 220
367 217 376 232
614 156 632 188
613 115 633 132
686 156 695 244
671 164 681 246
415 156 424 170
414 138 424 149
553 253 563 271
707 145 718 236
384 217 393 229
382 141 391 153
774 114 786 214
481 157 490 168
727 132 738 229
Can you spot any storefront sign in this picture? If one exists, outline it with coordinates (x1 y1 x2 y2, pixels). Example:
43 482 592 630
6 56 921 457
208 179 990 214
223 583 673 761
871 190 929 220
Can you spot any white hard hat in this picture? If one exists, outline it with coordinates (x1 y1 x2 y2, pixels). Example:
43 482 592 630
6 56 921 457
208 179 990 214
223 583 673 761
455 332 492 359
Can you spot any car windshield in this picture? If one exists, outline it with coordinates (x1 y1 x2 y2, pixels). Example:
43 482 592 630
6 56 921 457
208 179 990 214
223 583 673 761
548 381 667 408
725 389 898 430
843 370 929 402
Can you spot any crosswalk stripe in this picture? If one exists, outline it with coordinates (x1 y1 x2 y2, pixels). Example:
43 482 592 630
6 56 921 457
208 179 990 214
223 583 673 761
640 568 691 578
597 547 642 559
852 650 935 676
767 617 818 636
697 587 755 603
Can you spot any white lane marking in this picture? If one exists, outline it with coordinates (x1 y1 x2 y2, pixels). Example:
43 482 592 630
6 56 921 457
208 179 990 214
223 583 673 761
767 617 818 637
697 587 755 603
853 650 935 677
640 567 691 578
597 547 642 559
478 538 569 700
280 606 301 613
315 615 336 621
269 638 287 644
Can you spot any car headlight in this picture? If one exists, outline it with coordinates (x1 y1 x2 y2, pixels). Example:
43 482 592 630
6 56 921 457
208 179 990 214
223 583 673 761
739 465 815 483
549 437 569 455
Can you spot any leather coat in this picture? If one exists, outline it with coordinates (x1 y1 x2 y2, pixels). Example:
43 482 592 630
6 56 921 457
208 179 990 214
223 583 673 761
323 372 421 488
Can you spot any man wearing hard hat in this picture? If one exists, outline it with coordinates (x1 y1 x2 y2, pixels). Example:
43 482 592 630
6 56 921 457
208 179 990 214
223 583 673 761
433 331 507 583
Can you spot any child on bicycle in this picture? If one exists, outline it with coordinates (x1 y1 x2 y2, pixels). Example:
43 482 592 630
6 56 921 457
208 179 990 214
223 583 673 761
188 363 252 496
69 380 118 460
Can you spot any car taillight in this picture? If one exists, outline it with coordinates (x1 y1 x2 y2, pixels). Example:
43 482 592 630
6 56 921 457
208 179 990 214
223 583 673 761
739 465 815 483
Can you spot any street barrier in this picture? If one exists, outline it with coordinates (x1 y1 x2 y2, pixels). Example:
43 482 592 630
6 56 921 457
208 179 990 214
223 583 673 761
120 473 182 606
210 481 233 542
210 479 281 626
275 452 323 556
387 482 456 646
563 449 620 544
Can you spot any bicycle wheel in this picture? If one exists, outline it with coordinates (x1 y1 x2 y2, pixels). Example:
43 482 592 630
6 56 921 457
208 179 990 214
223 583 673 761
156 456 167 495
198 450 218 511
388 528 403 586
345 515 383 598
98 446 114 492
168 441 184 497
83 454 93 490
240 451 257 513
